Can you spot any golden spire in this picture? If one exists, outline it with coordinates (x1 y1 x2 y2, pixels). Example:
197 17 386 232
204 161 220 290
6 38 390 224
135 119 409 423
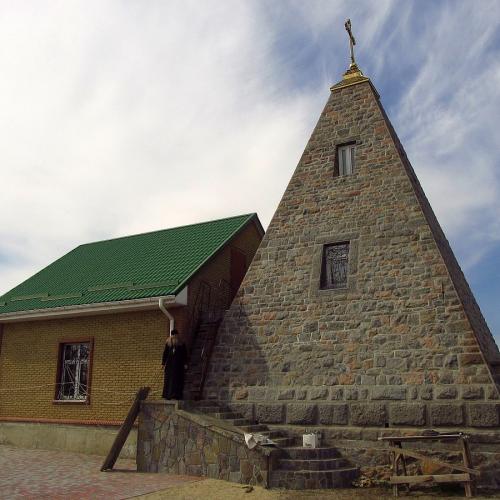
343 19 363 79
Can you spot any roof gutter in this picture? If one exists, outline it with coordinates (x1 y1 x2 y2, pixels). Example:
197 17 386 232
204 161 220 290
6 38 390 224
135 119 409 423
159 298 174 335
0 295 178 323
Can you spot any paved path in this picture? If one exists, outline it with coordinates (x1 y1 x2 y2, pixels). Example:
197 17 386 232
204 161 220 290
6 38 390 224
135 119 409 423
0 446 201 499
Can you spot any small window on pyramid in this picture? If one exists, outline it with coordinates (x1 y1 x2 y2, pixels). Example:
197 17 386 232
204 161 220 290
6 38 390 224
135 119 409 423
320 242 349 289
337 144 356 176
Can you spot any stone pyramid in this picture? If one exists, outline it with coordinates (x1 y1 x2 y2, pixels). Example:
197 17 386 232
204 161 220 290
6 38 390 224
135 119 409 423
203 67 500 430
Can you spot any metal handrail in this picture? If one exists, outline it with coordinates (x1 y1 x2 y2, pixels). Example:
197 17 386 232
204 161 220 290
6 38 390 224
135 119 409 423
187 279 234 399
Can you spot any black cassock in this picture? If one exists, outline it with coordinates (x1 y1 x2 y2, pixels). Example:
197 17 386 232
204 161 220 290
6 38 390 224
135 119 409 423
162 342 187 399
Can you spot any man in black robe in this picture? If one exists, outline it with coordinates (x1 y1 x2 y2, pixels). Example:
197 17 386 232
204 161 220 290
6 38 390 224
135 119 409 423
162 329 188 400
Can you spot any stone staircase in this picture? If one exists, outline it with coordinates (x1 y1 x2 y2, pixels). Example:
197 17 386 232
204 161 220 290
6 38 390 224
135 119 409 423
270 446 358 489
189 400 358 489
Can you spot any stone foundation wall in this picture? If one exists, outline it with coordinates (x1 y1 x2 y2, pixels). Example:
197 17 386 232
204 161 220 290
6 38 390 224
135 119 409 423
218 399 499 429
137 401 275 486
136 402 500 490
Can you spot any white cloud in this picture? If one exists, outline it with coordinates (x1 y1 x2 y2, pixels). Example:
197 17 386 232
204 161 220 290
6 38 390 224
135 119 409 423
0 1 319 291
388 1 500 270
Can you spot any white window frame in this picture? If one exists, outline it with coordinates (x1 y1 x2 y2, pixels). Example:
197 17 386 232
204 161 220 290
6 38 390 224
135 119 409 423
337 144 356 176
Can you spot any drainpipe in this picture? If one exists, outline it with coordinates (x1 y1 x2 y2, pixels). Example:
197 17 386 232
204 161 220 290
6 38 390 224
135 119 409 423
159 298 174 335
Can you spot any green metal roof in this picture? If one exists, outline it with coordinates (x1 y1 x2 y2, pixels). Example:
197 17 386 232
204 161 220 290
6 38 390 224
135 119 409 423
0 213 259 316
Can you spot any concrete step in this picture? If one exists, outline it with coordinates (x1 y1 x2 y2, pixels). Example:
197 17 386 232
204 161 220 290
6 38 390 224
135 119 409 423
238 424 269 433
212 412 244 420
222 418 253 426
270 467 359 489
277 458 349 471
194 333 215 340
256 430 288 440
279 447 341 459
193 406 223 414
191 400 221 407
270 437 297 447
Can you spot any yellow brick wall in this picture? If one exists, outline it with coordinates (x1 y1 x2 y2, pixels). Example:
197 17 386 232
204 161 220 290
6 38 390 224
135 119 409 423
0 309 170 422
0 220 263 423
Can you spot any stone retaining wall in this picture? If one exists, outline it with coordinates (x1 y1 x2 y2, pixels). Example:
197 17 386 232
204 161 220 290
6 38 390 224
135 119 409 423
219 399 499 428
137 401 275 486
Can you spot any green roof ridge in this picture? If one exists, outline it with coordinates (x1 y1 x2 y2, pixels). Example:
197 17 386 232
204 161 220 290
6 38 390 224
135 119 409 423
0 213 259 316
79 213 258 248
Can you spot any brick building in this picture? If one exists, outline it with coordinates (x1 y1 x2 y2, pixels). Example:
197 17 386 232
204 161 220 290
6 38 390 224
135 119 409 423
0 214 263 452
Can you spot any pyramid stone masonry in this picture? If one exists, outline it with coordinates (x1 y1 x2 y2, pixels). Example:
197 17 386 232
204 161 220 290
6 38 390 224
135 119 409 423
203 69 500 430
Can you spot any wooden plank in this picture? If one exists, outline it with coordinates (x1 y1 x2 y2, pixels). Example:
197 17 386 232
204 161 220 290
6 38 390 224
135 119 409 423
463 439 474 468
390 473 471 485
461 437 475 497
390 447 398 497
396 442 408 479
386 446 479 475
380 434 466 442
101 386 150 471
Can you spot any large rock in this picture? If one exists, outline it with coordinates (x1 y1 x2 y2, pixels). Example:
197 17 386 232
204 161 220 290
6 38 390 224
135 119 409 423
389 404 425 426
318 404 348 425
255 404 284 424
371 386 407 400
468 404 499 427
430 404 464 426
350 403 386 426
286 404 316 424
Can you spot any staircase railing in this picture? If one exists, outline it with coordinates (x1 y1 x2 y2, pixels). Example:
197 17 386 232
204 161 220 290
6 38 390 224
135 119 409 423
195 319 222 400
188 279 234 399
206 278 233 322
189 280 211 349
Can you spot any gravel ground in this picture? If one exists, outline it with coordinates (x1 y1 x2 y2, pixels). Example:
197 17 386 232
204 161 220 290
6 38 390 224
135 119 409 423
135 478 500 500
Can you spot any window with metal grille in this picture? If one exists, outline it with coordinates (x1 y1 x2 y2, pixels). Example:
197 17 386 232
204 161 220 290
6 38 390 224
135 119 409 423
337 144 356 176
56 342 90 400
320 242 350 289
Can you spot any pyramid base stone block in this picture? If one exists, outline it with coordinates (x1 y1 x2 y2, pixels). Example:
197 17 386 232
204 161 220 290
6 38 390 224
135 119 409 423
469 403 500 427
389 403 426 426
430 404 465 426
219 399 500 429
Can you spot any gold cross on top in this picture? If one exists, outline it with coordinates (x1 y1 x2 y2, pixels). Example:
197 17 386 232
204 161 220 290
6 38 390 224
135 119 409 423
344 19 356 68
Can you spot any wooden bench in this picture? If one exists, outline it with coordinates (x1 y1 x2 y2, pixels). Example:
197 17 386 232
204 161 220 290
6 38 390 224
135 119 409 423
378 433 479 497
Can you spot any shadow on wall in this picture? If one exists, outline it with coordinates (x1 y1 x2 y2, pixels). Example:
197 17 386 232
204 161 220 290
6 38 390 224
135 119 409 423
203 298 271 403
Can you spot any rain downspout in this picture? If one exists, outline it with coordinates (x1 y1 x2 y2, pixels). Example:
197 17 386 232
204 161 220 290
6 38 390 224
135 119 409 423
159 298 174 335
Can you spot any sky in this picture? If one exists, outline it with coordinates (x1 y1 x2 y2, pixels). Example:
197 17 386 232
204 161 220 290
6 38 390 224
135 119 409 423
0 0 499 344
